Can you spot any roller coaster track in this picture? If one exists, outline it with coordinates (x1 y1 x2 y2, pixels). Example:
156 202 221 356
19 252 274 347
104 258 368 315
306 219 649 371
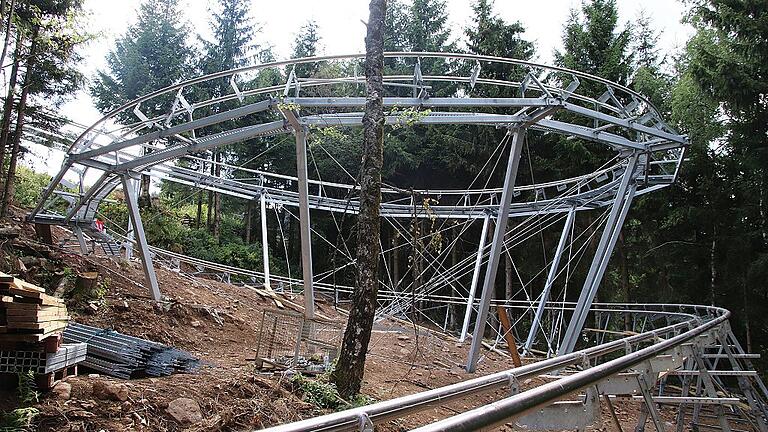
26 52 765 430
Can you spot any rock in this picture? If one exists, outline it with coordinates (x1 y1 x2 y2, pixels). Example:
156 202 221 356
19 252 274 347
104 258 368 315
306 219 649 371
51 382 71 399
87 302 99 313
191 320 202 328
166 397 203 425
87 374 100 379
399 348 411 355
116 300 130 311
92 381 129 401
397 335 411 341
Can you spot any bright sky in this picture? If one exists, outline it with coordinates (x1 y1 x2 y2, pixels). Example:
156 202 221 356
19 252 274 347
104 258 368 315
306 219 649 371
29 0 692 179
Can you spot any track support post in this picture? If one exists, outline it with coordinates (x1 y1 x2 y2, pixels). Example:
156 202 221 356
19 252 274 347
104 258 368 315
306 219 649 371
121 173 161 301
466 127 526 372
280 108 315 319
460 212 491 342
560 154 640 354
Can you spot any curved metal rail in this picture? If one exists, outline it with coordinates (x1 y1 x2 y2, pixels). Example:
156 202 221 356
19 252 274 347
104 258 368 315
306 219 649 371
258 304 767 432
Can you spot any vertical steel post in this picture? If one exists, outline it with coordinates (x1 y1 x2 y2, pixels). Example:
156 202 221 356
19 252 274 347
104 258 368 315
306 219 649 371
294 125 315 319
466 128 526 372
559 154 640 354
523 207 576 354
460 212 491 342
121 173 161 301
260 191 271 290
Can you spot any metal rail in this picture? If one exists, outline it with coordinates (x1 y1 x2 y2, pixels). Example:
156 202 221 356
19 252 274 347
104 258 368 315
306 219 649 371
259 304 732 432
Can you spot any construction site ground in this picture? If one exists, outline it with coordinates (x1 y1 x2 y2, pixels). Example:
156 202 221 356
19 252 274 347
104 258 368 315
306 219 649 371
0 208 683 431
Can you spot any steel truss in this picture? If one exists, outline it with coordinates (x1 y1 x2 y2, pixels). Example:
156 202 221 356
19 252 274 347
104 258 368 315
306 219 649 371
30 52 689 374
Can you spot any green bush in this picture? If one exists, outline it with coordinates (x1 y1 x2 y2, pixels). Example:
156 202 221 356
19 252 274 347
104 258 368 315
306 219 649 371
13 166 50 208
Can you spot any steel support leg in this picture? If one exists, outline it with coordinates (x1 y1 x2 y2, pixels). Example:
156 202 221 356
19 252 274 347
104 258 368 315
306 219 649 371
466 128 526 372
74 226 88 255
121 174 161 301
559 154 640 354
459 212 491 342
260 191 271 290
29 159 73 219
280 108 315 319
524 206 576 354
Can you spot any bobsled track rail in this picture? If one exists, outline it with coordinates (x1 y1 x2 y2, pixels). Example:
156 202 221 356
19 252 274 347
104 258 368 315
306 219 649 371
24 52 768 430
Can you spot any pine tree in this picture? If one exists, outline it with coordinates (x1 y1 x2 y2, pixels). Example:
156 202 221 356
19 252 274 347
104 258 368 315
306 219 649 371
555 0 633 92
90 0 193 208
291 20 321 77
0 0 88 216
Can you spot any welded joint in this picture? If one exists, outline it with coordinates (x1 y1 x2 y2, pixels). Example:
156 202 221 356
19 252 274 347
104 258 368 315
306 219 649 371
624 339 633 354
357 412 373 432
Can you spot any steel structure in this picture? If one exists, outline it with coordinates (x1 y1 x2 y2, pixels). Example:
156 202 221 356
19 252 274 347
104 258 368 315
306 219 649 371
29 52 692 376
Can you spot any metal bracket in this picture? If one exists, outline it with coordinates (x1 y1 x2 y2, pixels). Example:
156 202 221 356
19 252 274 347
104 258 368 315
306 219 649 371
507 372 520 395
469 61 481 90
357 413 373 432
230 74 244 102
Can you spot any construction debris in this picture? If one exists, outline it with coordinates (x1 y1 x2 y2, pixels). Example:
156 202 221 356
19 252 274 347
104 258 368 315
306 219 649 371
63 322 200 379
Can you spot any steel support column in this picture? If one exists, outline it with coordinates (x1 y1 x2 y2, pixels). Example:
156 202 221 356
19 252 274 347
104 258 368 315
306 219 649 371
460 212 491 342
121 173 161 301
288 117 315 319
559 155 640 354
260 190 271 290
73 227 88 255
466 128 526 372
523 206 576 354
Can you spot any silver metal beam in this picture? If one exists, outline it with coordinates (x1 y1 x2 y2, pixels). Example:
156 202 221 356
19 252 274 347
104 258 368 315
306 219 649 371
112 120 288 172
281 109 315 319
466 128 526 372
523 206 576 354
70 99 275 161
560 154 640 354
285 96 562 108
459 213 491 343
121 173 161 301
261 191 271 289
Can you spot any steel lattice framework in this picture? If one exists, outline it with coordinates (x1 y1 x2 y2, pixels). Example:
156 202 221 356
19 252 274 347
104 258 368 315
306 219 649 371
27 52 768 431
30 52 686 361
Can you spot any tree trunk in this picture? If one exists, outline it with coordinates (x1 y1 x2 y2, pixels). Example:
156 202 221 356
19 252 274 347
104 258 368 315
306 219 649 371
331 0 385 399
0 0 16 77
0 32 21 185
0 27 34 217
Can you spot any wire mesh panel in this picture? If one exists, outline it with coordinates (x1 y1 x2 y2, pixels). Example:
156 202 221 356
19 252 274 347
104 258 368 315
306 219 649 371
255 309 343 372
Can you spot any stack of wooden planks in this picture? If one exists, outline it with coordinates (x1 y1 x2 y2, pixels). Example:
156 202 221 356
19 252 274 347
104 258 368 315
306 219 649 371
0 272 69 343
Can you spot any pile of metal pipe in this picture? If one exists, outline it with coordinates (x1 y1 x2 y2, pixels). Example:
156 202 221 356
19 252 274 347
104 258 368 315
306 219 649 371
62 323 200 379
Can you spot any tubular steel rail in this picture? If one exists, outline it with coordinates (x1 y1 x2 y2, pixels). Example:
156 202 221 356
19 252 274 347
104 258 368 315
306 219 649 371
259 304 767 432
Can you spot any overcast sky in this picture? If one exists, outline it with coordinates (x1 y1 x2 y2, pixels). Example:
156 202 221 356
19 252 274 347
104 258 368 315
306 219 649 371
30 0 692 180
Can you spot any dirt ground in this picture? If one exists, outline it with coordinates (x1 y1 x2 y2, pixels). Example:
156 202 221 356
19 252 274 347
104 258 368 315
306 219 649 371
0 208 686 431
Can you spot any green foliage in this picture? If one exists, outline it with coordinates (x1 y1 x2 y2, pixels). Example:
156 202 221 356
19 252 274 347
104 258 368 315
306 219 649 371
289 373 343 409
12 165 48 208
0 407 39 431
17 370 38 406
90 0 194 118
